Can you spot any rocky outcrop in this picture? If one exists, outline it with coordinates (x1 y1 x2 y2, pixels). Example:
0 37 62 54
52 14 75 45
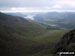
55 29 75 53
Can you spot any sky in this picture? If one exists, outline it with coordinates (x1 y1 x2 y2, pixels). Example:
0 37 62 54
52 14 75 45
0 0 75 12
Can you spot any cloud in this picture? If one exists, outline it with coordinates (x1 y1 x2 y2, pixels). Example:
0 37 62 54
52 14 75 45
51 0 75 10
0 0 55 7
1 7 75 13
52 5 62 9
58 0 75 7
0 7 52 13
25 15 34 20
0 0 75 11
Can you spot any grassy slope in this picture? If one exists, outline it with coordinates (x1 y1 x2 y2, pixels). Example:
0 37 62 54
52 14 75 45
34 30 69 43
30 30 69 56
0 25 68 56
0 13 46 56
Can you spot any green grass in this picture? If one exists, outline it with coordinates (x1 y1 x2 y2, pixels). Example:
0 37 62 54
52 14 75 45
23 30 69 56
27 30 69 56
33 30 69 43
0 25 69 56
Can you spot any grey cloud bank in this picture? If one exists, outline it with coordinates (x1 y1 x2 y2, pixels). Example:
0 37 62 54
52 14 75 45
0 0 75 11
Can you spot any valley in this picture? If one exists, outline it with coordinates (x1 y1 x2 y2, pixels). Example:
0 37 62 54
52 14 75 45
1 0 75 56
0 12 70 56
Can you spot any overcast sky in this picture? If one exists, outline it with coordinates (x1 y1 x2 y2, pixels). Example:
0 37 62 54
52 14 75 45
0 0 75 12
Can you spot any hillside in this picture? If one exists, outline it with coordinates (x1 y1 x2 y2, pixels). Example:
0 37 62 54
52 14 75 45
0 12 47 56
55 29 75 54
0 12 46 37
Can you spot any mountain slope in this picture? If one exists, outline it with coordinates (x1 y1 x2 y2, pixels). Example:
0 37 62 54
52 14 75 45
0 12 46 56
55 29 75 53
0 12 46 37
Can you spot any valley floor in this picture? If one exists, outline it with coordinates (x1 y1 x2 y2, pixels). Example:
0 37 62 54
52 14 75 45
25 30 69 56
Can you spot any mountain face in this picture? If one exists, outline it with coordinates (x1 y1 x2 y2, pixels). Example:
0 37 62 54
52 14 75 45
0 12 46 56
0 12 46 36
34 12 75 29
55 29 75 53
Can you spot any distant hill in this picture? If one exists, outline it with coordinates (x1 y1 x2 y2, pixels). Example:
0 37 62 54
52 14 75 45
0 12 46 56
34 12 75 29
6 12 75 29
